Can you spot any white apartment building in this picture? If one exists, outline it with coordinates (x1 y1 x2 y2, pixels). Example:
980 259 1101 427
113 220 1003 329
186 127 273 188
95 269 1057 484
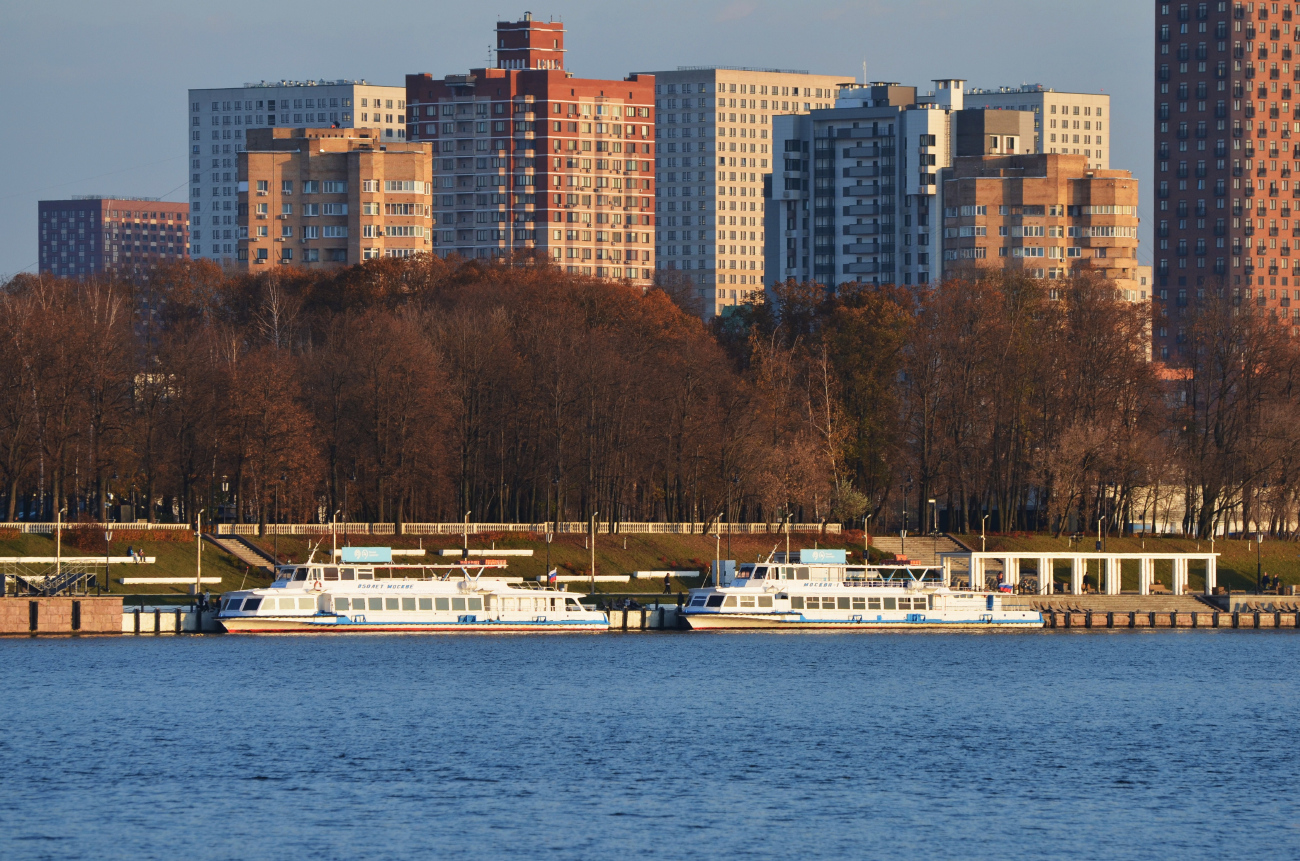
963 85 1111 170
769 80 990 290
642 66 853 317
188 81 407 263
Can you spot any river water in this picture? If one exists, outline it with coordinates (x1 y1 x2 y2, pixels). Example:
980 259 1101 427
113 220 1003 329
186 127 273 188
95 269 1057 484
1 631 1298 860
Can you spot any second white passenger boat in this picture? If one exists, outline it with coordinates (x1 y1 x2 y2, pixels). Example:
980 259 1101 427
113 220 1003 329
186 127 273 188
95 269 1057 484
217 551 608 634
681 550 1042 631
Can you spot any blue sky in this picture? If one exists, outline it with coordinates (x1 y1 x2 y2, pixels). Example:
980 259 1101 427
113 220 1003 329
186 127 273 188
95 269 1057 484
0 0 1153 278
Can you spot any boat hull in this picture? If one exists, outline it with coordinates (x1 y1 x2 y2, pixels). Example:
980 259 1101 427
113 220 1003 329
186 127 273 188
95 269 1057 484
682 612 1042 631
219 615 608 634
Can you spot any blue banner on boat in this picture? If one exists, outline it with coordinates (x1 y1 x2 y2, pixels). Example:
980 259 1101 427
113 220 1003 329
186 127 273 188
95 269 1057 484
798 549 847 564
341 547 392 564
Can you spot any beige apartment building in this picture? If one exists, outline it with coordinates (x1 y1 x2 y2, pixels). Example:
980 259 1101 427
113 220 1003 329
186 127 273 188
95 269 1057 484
237 128 434 270
643 66 854 317
965 85 1111 170
940 153 1151 301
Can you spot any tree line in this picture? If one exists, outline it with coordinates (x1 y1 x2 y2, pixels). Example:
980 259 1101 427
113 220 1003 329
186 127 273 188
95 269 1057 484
1 256 1296 538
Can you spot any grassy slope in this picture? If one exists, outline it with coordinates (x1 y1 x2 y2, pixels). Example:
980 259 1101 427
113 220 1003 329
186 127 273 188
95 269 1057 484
981 534 1300 591
0 533 252 600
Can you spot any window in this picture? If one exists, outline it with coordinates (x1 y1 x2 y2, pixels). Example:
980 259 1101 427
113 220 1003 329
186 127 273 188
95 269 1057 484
281 180 293 194
322 181 347 193
322 225 348 237
321 203 348 215
302 181 320 193
255 180 268 192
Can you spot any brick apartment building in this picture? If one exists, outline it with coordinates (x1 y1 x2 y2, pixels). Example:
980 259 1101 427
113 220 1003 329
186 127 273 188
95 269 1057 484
39 197 190 279
940 154 1151 300
236 127 434 270
1155 0 1300 363
406 14 656 285
189 80 407 265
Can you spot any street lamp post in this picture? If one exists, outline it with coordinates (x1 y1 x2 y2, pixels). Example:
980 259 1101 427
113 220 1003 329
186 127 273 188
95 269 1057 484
195 509 205 594
981 514 989 553
928 498 938 565
590 510 599 593
864 513 873 563
1256 531 1264 594
714 514 722 587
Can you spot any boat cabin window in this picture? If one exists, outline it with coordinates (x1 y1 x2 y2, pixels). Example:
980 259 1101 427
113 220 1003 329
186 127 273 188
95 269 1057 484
385 598 399 610
689 595 707 607
738 564 756 579
883 597 896 610
722 596 737 608
291 568 309 582
358 569 374 580
791 596 804 609
868 598 881 610
796 567 810 580
705 595 724 608
565 598 581 612
334 597 350 611
419 598 433 610
340 568 356 581
752 566 768 580
758 596 773 608
436 598 450 610
324 567 339 581
368 597 383 611
243 597 262 612
402 598 416 611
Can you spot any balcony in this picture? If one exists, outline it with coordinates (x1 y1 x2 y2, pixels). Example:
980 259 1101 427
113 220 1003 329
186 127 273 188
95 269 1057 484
842 223 879 236
1176 167 1190 178
844 183 880 198
1214 224 1228 236
843 203 880 216
843 261 880 275
843 145 882 159
843 242 880 255
843 165 880 178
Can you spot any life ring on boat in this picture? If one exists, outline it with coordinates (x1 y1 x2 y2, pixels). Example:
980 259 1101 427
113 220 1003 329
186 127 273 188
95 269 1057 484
312 580 324 592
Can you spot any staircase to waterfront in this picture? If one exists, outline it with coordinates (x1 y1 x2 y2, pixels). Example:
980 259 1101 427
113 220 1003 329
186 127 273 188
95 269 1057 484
870 534 971 566
204 534 278 575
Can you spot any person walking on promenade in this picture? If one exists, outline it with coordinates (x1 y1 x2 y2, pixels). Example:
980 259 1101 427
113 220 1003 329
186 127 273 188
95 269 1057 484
663 573 671 594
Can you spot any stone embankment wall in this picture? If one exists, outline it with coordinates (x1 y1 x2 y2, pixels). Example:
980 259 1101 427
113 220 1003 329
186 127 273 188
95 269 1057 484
0 597 123 634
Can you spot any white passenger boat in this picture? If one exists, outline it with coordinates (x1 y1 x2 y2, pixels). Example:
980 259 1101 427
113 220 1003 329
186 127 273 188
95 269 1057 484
681 550 1042 631
216 550 608 634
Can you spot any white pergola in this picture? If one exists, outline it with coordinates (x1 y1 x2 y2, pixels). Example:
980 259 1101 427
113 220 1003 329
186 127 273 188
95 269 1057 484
938 551 1219 596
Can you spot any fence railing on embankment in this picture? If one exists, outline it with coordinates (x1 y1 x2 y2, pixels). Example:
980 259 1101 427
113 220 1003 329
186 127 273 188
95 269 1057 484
1 521 841 538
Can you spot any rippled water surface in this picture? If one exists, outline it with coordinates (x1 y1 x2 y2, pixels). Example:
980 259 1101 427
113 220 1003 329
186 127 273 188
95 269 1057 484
2 631 1298 860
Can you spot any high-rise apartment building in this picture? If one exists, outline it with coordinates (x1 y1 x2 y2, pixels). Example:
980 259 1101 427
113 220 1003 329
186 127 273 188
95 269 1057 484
768 80 1002 289
38 197 190 279
189 80 407 265
236 128 434 270
643 66 853 317
939 153 1151 300
965 85 1112 169
407 15 656 285
1153 1 1300 363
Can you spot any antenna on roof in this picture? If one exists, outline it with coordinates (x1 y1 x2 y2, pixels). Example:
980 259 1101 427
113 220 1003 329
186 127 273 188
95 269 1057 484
862 58 867 87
